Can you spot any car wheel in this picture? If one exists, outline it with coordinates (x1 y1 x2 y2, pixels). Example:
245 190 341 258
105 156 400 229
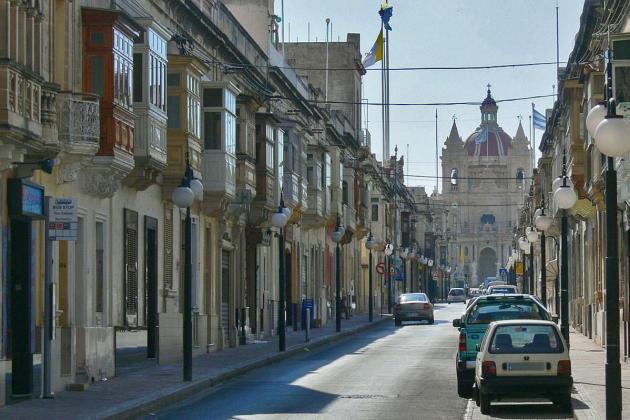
394 318 402 327
553 394 572 412
456 373 472 398
479 392 491 415
473 385 480 406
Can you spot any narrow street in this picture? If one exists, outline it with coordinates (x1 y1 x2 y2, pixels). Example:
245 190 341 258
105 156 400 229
146 304 569 420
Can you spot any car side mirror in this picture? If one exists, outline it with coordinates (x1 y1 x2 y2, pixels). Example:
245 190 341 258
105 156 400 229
552 314 559 324
476 344 480 351
452 319 461 328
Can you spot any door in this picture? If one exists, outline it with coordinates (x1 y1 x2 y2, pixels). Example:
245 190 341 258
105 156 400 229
124 209 139 327
221 251 230 341
144 216 158 359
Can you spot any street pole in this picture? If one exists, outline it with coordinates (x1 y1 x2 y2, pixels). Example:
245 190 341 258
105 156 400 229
540 231 547 307
386 255 391 313
529 243 534 297
325 18 330 104
43 198 53 398
335 241 341 332
560 210 569 347
369 249 373 322
183 206 192 381
279 228 286 351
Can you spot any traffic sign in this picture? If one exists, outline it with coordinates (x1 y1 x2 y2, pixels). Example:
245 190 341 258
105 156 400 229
47 197 78 241
376 262 386 275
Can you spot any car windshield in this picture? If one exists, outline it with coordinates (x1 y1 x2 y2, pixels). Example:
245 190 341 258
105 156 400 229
489 287 515 294
400 293 428 303
489 324 563 354
449 289 464 296
465 300 547 324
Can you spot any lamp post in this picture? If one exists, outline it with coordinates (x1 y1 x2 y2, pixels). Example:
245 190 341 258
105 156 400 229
384 242 394 312
172 158 203 381
535 201 553 308
553 151 577 348
366 232 375 322
271 197 290 351
331 214 345 332
526 226 539 297
518 235 529 294
585 43 630 419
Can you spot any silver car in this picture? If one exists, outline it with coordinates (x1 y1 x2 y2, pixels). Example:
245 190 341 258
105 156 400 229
394 293 434 326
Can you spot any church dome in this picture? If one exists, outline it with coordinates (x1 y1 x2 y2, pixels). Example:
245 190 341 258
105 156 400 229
463 87 512 157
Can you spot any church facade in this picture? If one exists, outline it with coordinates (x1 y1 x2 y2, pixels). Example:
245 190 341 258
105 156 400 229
436 88 533 287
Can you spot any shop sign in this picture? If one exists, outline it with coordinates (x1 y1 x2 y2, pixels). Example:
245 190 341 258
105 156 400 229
8 178 45 219
47 197 78 241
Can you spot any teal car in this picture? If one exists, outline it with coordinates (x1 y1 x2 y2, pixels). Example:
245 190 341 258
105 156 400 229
452 294 552 398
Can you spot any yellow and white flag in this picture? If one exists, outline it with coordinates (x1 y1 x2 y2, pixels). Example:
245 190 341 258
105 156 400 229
362 29 383 68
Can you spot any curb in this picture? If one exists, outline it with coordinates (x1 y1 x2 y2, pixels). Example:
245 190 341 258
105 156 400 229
101 316 391 420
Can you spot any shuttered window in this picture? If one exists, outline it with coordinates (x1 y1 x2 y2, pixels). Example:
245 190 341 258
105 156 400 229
164 208 173 290
124 209 139 327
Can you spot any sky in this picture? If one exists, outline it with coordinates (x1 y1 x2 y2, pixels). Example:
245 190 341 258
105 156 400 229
275 0 584 192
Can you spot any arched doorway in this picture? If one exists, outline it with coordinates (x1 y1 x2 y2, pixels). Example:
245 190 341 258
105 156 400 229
478 247 497 282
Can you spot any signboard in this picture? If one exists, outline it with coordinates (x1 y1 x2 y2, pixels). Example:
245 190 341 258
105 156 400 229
8 179 45 219
394 266 404 281
301 298 314 330
47 198 78 241
376 262 386 275
515 262 524 276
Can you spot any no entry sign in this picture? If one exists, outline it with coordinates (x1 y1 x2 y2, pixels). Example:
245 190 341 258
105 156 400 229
376 262 386 275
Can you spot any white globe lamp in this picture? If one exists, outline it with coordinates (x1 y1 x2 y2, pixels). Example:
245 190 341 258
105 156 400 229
189 178 204 202
594 114 630 158
172 185 194 208
586 101 608 137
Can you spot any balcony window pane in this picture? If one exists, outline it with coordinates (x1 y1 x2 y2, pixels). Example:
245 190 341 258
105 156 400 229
203 88 222 107
371 204 379 222
133 53 143 102
225 112 236 154
167 96 180 129
203 112 221 150
90 56 104 96
266 142 274 170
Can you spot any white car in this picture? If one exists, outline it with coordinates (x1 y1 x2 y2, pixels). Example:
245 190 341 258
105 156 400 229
447 288 466 303
473 320 573 415
486 284 518 295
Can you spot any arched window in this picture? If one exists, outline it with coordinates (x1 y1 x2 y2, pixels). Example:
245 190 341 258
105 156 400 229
450 168 458 191
516 168 524 188
480 214 496 225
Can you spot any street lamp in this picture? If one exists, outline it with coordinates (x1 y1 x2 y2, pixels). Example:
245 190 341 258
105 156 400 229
526 227 538 296
271 197 289 351
553 151 577 349
365 232 375 322
331 214 345 332
535 201 553 308
586 43 630 419
384 242 394 312
172 158 203 381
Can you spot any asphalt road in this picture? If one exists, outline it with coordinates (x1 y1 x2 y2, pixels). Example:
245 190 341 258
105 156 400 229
147 303 574 420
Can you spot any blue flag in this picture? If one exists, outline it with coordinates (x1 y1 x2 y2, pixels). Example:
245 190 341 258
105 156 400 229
475 126 488 145
379 3 393 31
532 105 546 130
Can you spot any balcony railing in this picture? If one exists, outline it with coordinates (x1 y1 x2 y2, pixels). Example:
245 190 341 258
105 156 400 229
203 151 236 199
282 171 300 207
57 91 100 154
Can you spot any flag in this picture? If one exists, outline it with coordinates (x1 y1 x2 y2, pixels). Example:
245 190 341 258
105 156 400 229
532 104 546 130
379 3 393 31
362 29 383 68
475 126 488 145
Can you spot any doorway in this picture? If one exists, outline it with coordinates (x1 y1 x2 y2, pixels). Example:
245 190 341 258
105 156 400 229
478 247 498 282
144 216 158 360
221 250 230 345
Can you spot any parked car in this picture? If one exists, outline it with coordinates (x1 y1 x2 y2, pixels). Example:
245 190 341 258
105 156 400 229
452 294 552 398
394 293 434 326
447 288 466 303
474 320 572 414
486 284 518 295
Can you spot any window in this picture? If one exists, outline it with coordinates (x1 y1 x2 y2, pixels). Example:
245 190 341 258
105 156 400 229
480 214 496 225
372 204 379 222
342 181 349 205
187 75 200 138
277 129 284 184
203 88 222 107
203 112 221 149
95 222 105 313
450 168 458 185
113 29 133 110
489 324 563 354
516 169 524 188
148 29 167 111
399 293 428 303
465 301 547 324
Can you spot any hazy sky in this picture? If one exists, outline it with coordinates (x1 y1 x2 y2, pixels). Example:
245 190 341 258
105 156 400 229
275 0 584 192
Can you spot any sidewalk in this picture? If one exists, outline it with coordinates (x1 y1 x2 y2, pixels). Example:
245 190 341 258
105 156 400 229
570 331 630 419
0 313 390 420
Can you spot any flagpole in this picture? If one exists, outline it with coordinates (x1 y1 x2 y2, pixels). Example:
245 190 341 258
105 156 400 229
531 104 536 173
556 0 560 81
435 108 438 194
381 23 386 165
385 23 391 167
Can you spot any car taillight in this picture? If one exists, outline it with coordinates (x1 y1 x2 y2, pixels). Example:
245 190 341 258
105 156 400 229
458 332 466 352
482 361 496 377
557 360 571 376
394 304 401 311
423 303 430 309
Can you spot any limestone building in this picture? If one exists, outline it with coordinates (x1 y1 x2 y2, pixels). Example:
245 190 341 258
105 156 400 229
437 88 533 287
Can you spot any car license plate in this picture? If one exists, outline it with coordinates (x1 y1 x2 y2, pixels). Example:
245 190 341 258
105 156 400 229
507 362 545 371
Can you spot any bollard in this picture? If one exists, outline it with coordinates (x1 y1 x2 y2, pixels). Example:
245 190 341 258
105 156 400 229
305 307 311 342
